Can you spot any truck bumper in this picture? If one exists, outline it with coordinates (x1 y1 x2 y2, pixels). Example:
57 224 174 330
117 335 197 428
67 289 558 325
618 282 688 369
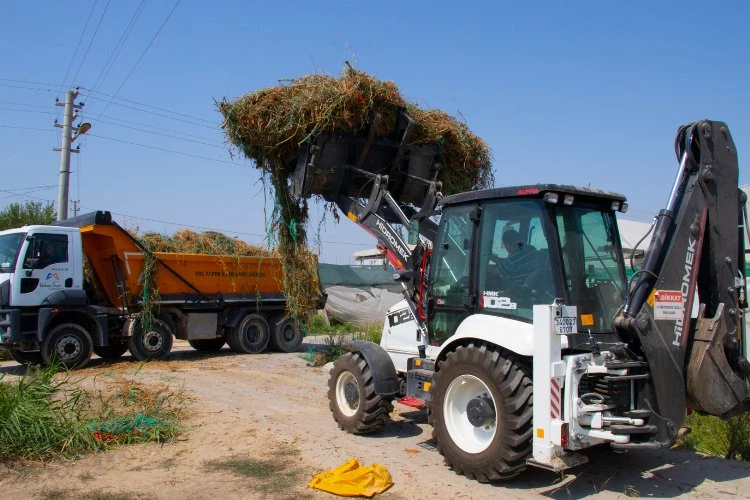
0 308 22 344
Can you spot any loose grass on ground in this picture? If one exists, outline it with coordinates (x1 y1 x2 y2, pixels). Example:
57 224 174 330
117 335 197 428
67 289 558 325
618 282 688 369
0 365 186 462
204 443 305 496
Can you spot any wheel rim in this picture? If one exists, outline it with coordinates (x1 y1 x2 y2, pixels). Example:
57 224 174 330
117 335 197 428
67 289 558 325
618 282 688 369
55 334 82 361
142 329 164 352
281 323 296 343
444 374 498 454
336 371 360 417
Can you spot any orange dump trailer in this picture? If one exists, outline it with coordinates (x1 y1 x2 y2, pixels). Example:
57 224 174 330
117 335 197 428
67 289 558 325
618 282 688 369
0 210 321 369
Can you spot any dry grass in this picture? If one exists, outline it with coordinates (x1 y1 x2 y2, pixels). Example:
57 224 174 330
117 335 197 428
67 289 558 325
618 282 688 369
219 66 492 321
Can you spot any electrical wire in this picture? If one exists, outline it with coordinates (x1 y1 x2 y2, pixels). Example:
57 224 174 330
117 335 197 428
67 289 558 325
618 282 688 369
91 114 223 142
85 133 249 167
80 92 217 129
94 0 182 122
56 0 99 102
85 0 146 110
94 118 225 149
79 88 215 125
70 0 112 90
0 125 54 132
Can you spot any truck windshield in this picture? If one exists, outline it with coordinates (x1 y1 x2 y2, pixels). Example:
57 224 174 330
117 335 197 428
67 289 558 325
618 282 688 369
554 205 627 333
0 232 25 273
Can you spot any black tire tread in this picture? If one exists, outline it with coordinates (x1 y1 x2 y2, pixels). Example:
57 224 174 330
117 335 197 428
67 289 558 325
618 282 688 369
328 352 393 434
428 342 533 482
188 338 226 352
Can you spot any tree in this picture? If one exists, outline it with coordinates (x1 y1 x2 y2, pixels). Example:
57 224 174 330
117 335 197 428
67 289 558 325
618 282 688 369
0 201 56 230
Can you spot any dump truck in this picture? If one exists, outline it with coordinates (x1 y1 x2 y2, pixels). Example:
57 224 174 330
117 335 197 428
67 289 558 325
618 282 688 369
290 115 748 480
0 211 313 368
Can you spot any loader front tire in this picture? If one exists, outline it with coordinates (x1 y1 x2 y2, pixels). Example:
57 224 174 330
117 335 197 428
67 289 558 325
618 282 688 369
429 343 533 482
328 352 393 434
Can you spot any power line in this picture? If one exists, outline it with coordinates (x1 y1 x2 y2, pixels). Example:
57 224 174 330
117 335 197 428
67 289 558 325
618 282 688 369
85 0 146 114
95 0 182 121
80 93 218 129
0 106 54 116
0 78 60 87
94 118 225 149
0 124 54 132
56 0 99 101
91 114 223 142
80 87 216 125
0 83 56 93
86 132 250 167
0 186 57 200
0 100 52 109
70 0 112 88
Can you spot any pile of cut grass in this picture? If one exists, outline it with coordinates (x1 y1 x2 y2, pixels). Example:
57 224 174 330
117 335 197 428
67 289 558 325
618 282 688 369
140 229 273 257
219 66 493 320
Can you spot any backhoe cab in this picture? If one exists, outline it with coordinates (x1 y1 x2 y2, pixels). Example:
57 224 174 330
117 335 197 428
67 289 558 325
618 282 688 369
295 116 748 480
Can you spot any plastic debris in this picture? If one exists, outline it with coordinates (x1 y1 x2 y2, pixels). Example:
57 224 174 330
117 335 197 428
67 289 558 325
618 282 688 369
308 458 392 497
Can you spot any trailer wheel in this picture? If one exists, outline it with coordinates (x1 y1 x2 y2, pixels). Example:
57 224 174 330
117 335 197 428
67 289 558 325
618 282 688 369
42 323 94 369
93 343 129 360
429 343 533 482
188 338 226 352
328 352 393 434
269 316 303 353
8 349 43 366
227 314 270 354
128 318 173 361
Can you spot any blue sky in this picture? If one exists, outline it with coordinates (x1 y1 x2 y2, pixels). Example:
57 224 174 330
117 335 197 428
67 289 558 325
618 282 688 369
1 1 748 264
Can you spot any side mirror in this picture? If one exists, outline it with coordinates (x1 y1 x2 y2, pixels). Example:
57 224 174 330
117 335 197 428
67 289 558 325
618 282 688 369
407 219 420 246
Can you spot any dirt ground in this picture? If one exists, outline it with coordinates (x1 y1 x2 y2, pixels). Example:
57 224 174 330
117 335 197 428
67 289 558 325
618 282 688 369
1 338 749 500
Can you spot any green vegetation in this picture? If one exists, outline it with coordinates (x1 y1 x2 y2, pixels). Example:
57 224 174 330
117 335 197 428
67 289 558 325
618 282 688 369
0 201 55 231
205 444 303 495
0 365 95 460
681 411 750 460
0 365 184 462
304 316 382 366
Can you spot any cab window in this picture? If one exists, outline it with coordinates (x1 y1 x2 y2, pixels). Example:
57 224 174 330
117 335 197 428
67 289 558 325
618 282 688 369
23 234 69 269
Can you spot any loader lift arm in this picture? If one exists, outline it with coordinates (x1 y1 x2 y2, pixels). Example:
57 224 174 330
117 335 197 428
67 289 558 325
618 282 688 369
614 120 748 444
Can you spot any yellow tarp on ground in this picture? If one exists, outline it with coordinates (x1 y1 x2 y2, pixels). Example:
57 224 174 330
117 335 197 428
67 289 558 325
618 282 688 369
308 458 393 497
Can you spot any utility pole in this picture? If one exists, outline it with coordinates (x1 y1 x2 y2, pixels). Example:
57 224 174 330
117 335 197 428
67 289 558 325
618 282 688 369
53 88 90 221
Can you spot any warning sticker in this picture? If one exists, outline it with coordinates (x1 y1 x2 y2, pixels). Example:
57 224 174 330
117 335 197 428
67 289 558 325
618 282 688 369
653 290 683 320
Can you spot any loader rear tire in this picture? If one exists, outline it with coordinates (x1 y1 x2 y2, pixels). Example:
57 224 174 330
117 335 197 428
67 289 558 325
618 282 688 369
428 343 533 482
268 316 303 353
128 318 173 361
328 352 393 434
227 314 269 354
188 338 226 352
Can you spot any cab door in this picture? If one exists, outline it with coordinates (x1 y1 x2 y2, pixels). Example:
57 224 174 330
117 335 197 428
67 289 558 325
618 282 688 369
427 204 476 345
12 232 76 307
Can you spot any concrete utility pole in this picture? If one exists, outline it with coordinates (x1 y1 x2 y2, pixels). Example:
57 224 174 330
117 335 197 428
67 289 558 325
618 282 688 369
53 89 86 221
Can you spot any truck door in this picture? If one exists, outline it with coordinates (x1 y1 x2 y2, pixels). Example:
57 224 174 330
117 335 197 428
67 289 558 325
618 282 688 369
12 233 76 307
427 204 476 345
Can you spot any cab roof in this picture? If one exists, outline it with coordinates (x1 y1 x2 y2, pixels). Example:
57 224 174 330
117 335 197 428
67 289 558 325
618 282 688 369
438 184 626 208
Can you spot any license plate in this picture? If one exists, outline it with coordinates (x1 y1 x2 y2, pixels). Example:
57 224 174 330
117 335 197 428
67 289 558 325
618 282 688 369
554 317 577 335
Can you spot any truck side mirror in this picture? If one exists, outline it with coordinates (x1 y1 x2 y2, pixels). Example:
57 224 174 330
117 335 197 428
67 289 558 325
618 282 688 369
407 219 419 246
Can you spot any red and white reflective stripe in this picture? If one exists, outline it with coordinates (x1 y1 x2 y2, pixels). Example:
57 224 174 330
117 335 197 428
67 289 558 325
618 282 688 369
550 378 561 419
